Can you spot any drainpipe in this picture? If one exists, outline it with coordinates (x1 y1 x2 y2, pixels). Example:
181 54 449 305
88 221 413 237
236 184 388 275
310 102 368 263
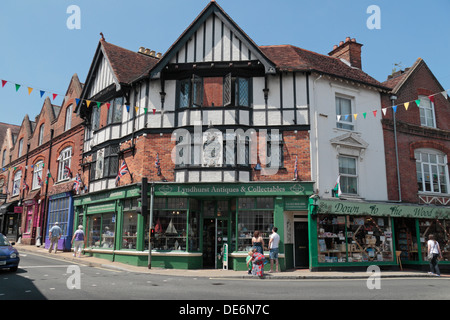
148 182 154 269
41 128 54 248
391 95 401 202
313 74 322 193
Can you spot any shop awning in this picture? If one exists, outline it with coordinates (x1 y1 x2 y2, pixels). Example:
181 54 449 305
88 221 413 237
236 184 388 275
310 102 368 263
315 199 450 220
0 201 19 215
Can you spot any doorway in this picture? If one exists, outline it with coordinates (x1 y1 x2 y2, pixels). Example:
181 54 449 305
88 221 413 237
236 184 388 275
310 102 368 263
294 221 309 268
202 199 230 269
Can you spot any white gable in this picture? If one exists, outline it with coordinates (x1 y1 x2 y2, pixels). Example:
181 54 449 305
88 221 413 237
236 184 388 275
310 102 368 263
87 54 117 98
169 13 253 64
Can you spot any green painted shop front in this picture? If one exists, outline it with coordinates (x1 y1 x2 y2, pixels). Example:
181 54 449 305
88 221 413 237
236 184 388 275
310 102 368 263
73 181 314 270
309 198 450 271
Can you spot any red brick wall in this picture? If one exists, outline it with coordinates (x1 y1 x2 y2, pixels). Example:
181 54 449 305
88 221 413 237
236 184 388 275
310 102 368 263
381 62 450 203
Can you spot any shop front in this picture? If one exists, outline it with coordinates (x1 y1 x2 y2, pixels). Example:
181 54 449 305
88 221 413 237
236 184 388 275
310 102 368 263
74 181 314 270
44 192 75 252
309 198 450 271
0 201 19 241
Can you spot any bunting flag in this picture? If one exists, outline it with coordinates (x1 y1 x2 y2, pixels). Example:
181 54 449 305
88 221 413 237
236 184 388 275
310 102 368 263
155 153 161 176
64 165 73 179
333 175 342 198
22 181 29 191
73 173 82 192
115 160 129 186
37 174 43 187
293 156 298 181
0 75 447 126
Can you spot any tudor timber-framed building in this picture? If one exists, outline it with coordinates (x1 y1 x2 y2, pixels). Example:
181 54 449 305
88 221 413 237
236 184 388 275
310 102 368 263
73 1 401 271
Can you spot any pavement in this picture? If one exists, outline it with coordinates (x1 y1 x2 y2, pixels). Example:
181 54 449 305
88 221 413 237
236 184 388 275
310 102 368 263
14 243 443 279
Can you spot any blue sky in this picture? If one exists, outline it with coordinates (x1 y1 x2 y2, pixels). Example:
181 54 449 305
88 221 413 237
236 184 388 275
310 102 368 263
0 0 449 126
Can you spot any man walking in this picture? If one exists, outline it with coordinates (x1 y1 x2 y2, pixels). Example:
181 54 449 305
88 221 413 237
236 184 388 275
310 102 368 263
48 222 62 253
269 227 280 272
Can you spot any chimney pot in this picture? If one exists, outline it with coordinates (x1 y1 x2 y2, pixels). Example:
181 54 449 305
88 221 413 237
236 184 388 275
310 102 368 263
333 45 338 50
156 52 162 59
329 37 363 69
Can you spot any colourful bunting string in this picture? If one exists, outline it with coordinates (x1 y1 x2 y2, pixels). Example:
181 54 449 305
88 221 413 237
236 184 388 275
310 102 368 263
1 76 447 125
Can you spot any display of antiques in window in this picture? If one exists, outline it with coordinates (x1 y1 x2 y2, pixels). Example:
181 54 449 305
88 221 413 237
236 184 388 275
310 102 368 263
419 219 450 262
317 214 393 263
87 213 116 249
237 197 274 252
147 198 199 251
122 212 137 249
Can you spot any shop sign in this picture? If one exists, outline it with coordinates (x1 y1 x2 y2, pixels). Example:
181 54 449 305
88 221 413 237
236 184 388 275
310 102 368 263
155 182 313 197
317 199 450 219
284 197 308 210
86 202 116 214
14 206 23 214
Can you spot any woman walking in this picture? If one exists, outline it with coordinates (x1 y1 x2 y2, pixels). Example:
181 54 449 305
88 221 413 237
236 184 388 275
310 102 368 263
71 225 86 258
427 234 442 276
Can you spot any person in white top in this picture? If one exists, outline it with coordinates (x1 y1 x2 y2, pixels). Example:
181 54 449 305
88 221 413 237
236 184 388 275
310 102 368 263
427 234 442 276
268 227 280 273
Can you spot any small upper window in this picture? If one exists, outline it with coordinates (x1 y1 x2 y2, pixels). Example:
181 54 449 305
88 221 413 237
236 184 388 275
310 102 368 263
18 139 23 157
65 104 73 131
336 96 354 131
38 124 44 146
418 96 436 128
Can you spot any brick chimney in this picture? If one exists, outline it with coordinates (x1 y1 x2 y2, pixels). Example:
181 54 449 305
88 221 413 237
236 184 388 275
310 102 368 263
328 37 363 69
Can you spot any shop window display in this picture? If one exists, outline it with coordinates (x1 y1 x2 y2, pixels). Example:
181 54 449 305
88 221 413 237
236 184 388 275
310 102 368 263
87 213 115 249
237 197 274 252
122 212 137 249
317 215 347 263
317 215 393 263
347 216 393 262
419 219 450 262
149 198 192 251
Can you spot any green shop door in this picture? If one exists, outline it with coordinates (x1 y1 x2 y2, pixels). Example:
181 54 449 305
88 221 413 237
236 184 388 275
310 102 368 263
203 218 229 269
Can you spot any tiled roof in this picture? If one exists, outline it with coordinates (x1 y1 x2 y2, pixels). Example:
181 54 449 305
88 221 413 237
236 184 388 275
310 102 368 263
260 45 388 90
101 40 160 84
381 58 423 93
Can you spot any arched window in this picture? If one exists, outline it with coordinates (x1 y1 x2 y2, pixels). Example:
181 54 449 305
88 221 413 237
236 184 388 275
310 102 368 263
32 161 44 190
12 170 22 196
58 147 72 181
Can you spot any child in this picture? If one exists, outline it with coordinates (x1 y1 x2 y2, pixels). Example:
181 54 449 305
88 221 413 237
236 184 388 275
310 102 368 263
246 251 253 275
